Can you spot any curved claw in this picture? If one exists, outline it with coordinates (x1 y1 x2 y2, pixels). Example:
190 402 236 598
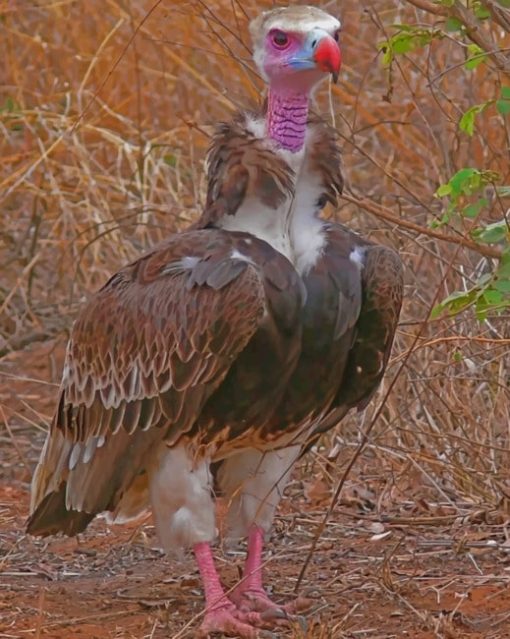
260 607 289 622
286 596 313 614
232 587 313 618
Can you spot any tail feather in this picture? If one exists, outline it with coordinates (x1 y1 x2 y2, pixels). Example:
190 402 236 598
27 426 165 538
26 483 94 537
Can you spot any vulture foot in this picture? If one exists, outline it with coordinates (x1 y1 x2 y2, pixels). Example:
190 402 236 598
231 525 313 617
231 587 285 614
231 586 312 616
198 601 273 638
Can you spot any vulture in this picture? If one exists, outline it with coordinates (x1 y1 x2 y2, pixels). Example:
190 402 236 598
27 5 403 638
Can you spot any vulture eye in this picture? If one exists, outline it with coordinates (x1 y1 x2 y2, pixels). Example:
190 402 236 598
334 30 340 42
271 30 289 48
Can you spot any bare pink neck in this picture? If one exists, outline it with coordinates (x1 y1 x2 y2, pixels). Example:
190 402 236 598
266 87 309 153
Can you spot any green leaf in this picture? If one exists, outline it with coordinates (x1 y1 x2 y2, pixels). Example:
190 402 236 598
430 213 450 228
497 250 510 278
449 168 479 196
493 279 510 293
463 197 487 218
465 44 486 70
481 289 503 305
378 25 442 66
435 183 452 197
430 303 446 319
445 17 463 31
392 36 415 55
0 96 21 114
435 170 500 232
163 154 177 167
432 289 476 318
475 306 489 321
474 5 490 19
447 168 499 200
472 220 508 244
496 99 510 115
501 86 510 100
498 263 510 278
459 102 491 136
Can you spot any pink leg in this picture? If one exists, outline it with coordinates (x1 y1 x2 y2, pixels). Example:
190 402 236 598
231 525 273 611
194 542 261 638
231 525 311 615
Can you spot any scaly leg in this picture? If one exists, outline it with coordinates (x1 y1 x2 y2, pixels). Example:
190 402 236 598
230 525 310 615
148 446 263 637
230 525 276 613
194 541 262 638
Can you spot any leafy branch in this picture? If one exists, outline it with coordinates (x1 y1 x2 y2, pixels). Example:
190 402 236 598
406 0 510 76
377 2 510 319
433 168 510 319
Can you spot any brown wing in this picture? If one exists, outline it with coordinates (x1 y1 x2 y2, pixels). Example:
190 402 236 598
311 231 403 436
263 225 363 437
27 229 269 536
199 113 294 226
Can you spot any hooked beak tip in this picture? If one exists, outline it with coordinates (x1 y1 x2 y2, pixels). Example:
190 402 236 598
314 36 342 82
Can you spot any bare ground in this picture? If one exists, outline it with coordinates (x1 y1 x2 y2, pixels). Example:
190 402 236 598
2 347 510 639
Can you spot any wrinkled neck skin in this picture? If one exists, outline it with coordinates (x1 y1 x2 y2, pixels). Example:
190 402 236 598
266 86 310 153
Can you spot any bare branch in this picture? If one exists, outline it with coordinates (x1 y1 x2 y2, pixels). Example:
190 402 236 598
451 0 510 76
342 193 503 260
405 0 510 77
481 0 510 33
405 0 448 16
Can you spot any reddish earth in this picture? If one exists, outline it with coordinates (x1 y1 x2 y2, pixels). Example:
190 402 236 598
2 344 510 638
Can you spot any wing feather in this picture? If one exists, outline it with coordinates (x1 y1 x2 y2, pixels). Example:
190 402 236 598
28 230 269 536
314 236 403 435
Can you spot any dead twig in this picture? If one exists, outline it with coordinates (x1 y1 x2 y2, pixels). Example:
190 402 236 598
342 193 502 259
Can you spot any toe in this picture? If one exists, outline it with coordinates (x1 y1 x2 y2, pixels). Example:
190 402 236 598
237 593 274 613
198 606 259 639
284 595 313 614
260 607 288 622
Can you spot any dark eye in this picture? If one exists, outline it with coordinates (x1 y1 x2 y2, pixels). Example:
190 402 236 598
272 30 289 48
334 30 340 42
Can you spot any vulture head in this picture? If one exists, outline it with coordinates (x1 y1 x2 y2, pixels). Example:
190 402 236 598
250 5 342 91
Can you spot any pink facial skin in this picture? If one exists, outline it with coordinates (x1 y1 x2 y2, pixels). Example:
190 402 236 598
263 29 327 94
263 28 341 152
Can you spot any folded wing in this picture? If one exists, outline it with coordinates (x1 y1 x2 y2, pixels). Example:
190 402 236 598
27 229 271 536
314 231 404 435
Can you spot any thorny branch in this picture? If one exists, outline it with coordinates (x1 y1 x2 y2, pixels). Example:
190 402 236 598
405 0 510 77
405 0 448 16
342 193 503 260
481 0 510 33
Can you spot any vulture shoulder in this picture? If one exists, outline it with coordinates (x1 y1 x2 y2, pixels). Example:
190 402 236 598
202 113 295 226
203 111 344 225
312 224 404 435
27 228 302 536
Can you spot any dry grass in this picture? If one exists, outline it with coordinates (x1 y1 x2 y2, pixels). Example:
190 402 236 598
1 0 510 637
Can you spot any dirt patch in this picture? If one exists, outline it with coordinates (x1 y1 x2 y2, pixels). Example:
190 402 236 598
2 472 510 638
1 345 510 638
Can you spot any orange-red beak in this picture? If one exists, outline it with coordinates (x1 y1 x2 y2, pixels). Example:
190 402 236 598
314 36 342 83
